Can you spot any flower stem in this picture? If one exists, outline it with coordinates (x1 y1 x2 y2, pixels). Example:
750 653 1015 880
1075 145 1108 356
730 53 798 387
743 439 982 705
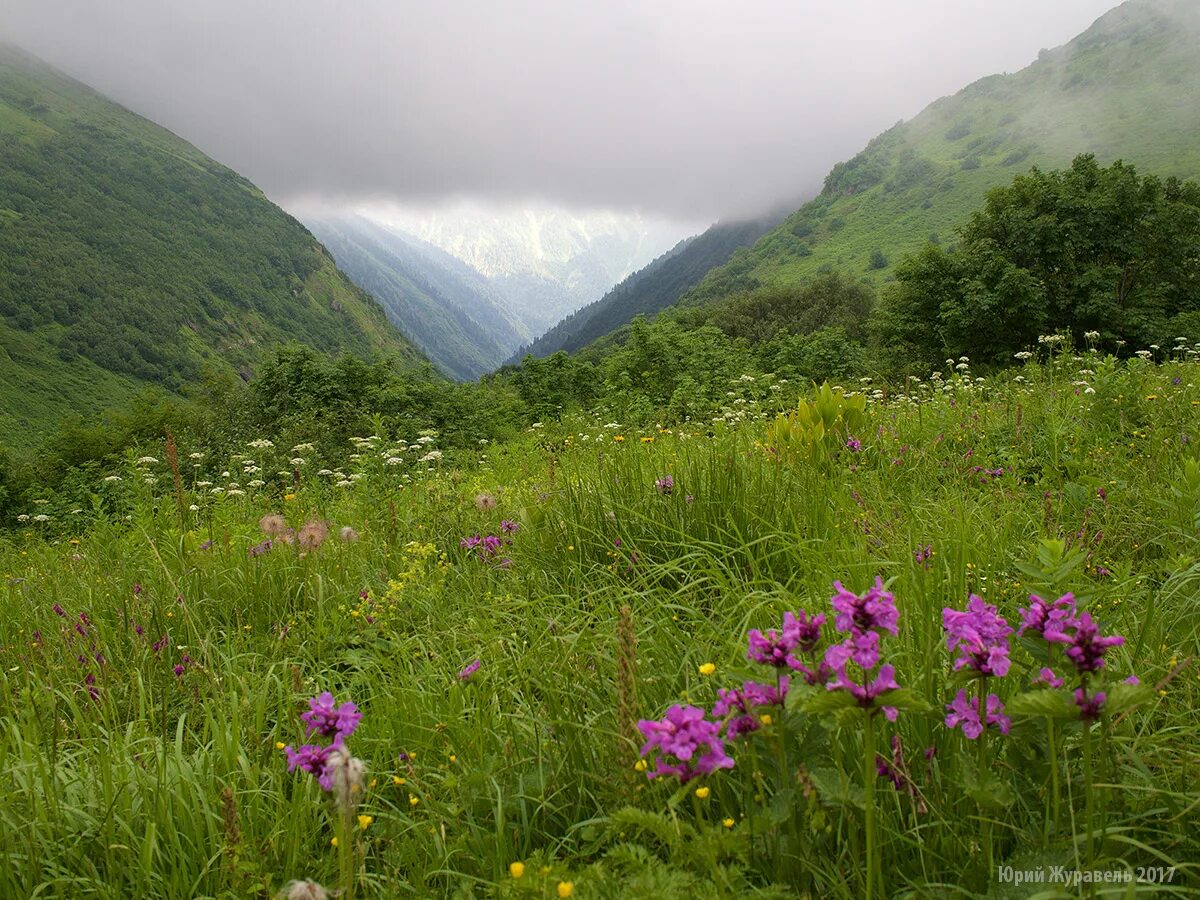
863 709 878 900
977 679 993 885
1082 717 1095 869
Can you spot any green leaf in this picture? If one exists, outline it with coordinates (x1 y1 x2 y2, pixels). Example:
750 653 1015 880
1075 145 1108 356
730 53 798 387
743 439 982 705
801 690 859 714
875 688 932 712
1007 689 1077 720
1103 681 1154 716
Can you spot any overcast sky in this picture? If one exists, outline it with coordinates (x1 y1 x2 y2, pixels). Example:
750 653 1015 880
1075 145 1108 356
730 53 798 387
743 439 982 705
1 0 1121 220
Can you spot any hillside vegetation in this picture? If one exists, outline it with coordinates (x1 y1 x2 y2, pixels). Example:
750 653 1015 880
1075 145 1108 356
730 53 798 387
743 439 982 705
0 46 422 445
677 0 1200 308
2 349 1197 897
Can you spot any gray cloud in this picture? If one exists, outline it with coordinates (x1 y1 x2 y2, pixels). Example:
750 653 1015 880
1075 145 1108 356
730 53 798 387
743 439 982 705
0 0 1120 219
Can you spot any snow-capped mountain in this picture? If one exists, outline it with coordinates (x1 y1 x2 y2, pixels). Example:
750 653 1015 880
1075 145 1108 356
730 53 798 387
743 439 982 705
359 203 697 334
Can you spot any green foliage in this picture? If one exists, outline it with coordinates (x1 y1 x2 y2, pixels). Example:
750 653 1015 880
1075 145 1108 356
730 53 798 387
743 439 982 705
875 155 1200 364
0 46 420 444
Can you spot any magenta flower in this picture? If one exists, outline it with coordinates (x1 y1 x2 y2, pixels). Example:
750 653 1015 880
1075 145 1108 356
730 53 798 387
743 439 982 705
285 742 337 783
654 475 675 495
499 519 519 534
1074 688 1107 720
746 610 824 668
301 692 361 741
945 690 1010 739
846 437 862 452
637 705 735 781
831 577 898 637
1017 592 1077 639
1050 611 1125 674
828 663 901 720
711 679 787 739
1034 667 1064 688
458 658 482 682
942 595 1013 677
824 630 881 671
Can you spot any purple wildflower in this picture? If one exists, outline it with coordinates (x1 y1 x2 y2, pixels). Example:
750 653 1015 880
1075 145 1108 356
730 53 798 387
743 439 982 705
1074 688 1106 720
685 494 695 504
285 742 337 781
499 519 519 534
637 705 735 781
1050 612 1125 674
831 577 899 637
942 595 1013 677
1034 667 1064 688
53 603 66 617
711 679 787 739
199 539 214 551
746 610 824 668
152 633 169 654
914 545 933 569
458 659 482 682
481 535 503 556
1017 592 1077 639
301 692 362 741
846 437 862 452
249 538 273 557
460 535 482 550
945 690 1010 740
655 475 675 495
828 664 900 720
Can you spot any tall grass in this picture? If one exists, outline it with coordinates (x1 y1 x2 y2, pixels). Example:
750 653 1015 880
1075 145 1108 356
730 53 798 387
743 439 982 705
1 351 1197 897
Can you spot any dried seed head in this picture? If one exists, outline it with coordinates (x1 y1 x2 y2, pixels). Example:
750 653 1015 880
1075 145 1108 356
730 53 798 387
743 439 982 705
279 880 330 900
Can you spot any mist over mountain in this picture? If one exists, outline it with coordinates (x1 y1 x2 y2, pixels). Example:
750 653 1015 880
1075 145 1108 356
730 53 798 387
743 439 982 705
304 214 530 380
359 205 698 335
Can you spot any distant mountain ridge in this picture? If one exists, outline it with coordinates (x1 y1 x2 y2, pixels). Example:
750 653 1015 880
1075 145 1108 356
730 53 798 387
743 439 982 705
0 43 423 444
510 208 791 362
305 214 530 380
365 205 692 335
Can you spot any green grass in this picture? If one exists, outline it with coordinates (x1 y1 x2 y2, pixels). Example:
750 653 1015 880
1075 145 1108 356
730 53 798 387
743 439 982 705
1 348 1198 897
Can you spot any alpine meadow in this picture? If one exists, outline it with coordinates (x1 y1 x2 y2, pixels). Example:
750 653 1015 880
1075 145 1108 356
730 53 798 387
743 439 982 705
1 1 1199 899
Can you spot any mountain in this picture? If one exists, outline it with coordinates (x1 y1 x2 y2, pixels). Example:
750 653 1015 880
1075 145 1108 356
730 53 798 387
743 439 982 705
304 214 529 380
510 208 792 362
364 205 692 335
0 44 423 445
666 0 1200 312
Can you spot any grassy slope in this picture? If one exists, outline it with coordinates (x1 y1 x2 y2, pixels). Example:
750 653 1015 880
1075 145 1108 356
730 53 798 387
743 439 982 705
0 45 422 446
680 0 1200 307
1 353 1197 896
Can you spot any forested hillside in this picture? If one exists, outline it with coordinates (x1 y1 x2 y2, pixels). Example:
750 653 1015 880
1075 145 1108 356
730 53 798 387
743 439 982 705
0 45 422 445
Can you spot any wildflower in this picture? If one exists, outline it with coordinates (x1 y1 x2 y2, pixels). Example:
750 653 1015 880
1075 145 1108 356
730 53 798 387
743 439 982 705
357 815 373 830
409 795 419 807
723 817 735 828
1074 688 1106 720
913 545 933 568
509 862 526 879
557 882 574 898
1034 667 1064 688
499 519 519 534
654 475 675 495
944 690 1010 739
474 493 497 511
339 526 359 542
321 746 366 808
249 538 273 557
698 662 716 676
281 879 330 900
831 577 898 637
1017 592 1078 640
694 786 710 799
711 679 787 738
297 520 329 551
747 610 824 668
458 659 482 682
637 705 734 781
301 692 362 741
846 437 862 452
1049 612 1125 674
942 595 1013 677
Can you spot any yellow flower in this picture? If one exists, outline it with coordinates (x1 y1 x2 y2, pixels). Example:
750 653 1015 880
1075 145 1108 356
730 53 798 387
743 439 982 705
723 817 735 829
330 836 339 847
275 741 286 750
392 776 406 785
698 662 716 676
448 755 457 763
284 493 296 501
694 786 711 799
634 759 648 772
557 882 574 898
759 714 773 726
509 862 525 879
567 545 575 551
613 435 625 443
357 815 373 830
409 795 420 807
640 436 654 443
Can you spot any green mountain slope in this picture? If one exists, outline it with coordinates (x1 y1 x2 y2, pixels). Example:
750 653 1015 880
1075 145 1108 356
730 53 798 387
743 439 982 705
509 208 789 363
0 45 423 445
678 0 1200 309
306 215 529 380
